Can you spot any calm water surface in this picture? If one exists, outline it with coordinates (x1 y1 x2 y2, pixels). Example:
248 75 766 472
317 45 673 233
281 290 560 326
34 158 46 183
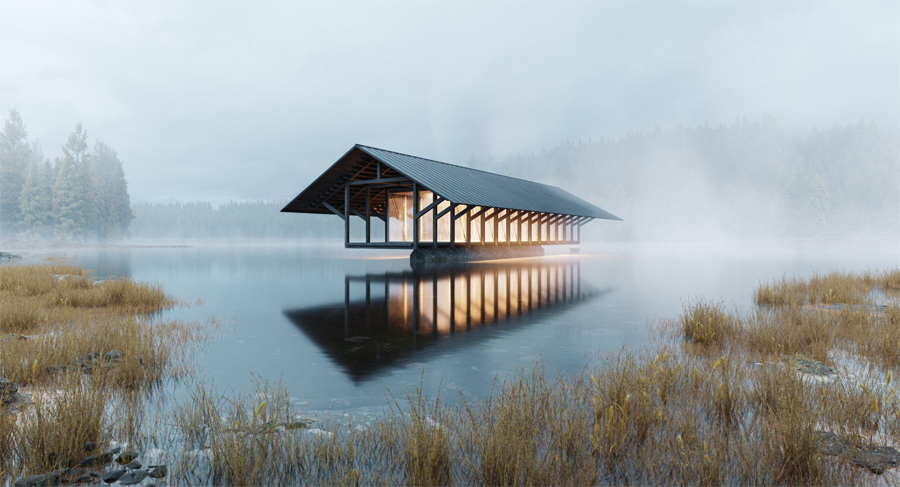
44 242 899 416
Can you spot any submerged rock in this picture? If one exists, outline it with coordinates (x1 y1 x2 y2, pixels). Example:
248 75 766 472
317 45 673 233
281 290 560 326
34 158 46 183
116 450 139 465
79 447 120 467
148 465 168 478
226 419 314 435
118 469 150 485
797 357 837 376
101 469 126 483
104 350 125 362
13 467 73 487
1 376 19 405
815 431 900 474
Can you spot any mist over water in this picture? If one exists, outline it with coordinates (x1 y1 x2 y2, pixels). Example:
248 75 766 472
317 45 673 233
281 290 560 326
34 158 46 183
40 243 895 415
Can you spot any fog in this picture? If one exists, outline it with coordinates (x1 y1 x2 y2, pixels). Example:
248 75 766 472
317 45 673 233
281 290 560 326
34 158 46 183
1 1 898 243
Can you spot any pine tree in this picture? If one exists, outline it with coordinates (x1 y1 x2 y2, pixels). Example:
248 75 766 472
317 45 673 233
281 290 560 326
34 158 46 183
92 141 133 240
19 158 55 237
107 155 134 239
0 109 33 232
53 123 90 239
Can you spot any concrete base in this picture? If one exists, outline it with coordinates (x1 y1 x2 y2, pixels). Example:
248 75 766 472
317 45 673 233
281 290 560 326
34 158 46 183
410 246 544 269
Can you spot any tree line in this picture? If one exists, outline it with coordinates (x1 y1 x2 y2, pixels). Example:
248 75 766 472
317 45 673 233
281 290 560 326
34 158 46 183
0 109 134 240
470 116 899 242
130 201 340 239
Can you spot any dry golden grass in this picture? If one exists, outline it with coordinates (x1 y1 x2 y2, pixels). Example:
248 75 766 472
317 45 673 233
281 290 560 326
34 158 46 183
755 270 875 307
680 299 736 349
0 262 210 481
0 263 202 389
14 372 110 473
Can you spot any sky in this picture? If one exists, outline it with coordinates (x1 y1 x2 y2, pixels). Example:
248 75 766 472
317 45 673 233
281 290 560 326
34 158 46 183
1 0 898 204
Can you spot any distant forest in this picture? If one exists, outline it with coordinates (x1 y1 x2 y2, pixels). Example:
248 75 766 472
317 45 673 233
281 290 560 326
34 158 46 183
130 201 338 239
471 116 899 242
0 109 134 240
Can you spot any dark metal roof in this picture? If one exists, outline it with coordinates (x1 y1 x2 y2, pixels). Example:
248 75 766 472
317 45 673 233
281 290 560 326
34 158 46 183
282 144 622 220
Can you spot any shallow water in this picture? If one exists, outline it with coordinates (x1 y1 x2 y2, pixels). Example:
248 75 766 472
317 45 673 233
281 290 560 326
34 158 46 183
28 241 899 416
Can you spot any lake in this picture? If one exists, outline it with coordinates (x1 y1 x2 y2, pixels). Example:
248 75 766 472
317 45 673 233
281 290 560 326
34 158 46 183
30 241 899 418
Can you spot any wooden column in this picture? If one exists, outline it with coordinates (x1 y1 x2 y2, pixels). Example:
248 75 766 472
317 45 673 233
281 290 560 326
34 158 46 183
432 195 438 249
384 190 390 243
365 186 371 243
493 209 500 246
528 212 534 244
449 205 456 248
465 210 470 245
412 183 419 250
505 211 511 245
344 184 350 246
480 209 487 247
537 213 542 244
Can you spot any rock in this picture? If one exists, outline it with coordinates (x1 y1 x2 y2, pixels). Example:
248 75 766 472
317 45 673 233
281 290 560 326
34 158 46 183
83 442 98 453
13 467 73 487
116 451 138 465
14 473 46 487
797 357 836 376
79 448 120 467
101 469 125 483
118 469 150 485
147 465 168 478
73 473 94 483
0 251 23 259
1 376 19 405
815 431 900 474
103 350 125 362
125 459 141 470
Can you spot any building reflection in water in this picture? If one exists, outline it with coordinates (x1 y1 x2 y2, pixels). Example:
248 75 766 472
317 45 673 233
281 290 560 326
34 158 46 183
283 259 599 383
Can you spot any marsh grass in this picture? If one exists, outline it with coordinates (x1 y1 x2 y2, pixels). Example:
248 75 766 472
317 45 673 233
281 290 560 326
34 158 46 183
0 263 206 388
680 299 735 349
1 262 210 481
15 372 111 473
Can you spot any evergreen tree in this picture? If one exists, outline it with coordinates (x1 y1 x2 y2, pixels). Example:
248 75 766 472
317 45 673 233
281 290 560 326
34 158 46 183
0 109 33 232
52 123 90 239
92 141 133 240
19 158 55 237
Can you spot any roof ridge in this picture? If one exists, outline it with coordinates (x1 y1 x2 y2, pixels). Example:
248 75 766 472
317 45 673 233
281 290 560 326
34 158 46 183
355 144 563 189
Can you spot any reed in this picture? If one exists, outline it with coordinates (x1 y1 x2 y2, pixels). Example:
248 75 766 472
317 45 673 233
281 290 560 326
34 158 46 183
680 299 736 349
0 262 207 482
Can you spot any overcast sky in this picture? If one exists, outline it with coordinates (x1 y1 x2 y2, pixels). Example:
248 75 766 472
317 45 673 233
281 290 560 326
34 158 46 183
1 1 897 204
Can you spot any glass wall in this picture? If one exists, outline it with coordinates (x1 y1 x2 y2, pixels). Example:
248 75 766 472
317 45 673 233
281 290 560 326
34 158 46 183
388 191 414 242
386 192 549 244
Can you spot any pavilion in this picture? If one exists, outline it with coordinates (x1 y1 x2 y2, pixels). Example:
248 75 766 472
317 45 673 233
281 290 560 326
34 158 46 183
281 144 621 250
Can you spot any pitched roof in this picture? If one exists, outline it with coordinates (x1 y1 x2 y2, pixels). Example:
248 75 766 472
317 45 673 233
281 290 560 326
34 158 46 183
282 144 621 220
